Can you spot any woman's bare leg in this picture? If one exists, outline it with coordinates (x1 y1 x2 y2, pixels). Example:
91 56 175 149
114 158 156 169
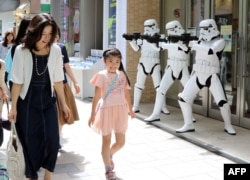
44 169 52 180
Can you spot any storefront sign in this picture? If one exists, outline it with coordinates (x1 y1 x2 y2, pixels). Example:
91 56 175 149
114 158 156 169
108 0 116 47
174 9 180 18
41 0 51 12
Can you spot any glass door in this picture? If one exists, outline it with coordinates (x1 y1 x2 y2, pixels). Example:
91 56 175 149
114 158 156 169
209 0 250 129
240 0 250 128
209 0 239 125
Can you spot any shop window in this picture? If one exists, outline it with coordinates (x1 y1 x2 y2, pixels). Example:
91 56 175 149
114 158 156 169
60 0 80 57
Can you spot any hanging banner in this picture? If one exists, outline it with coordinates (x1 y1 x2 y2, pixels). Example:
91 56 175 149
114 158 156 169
108 0 116 47
41 0 51 12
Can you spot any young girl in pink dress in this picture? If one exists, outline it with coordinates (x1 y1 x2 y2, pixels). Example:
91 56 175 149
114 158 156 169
88 48 136 180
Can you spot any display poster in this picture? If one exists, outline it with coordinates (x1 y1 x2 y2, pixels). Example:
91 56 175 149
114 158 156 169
215 14 232 30
108 0 116 47
221 25 232 52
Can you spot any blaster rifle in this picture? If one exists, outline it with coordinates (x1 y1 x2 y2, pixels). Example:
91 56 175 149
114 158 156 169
142 34 168 44
122 33 167 44
122 33 142 41
167 33 198 44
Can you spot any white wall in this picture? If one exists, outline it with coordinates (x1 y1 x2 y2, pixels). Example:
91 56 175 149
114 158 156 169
116 0 127 67
0 11 15 36
80 0 103 59
103 0 127 68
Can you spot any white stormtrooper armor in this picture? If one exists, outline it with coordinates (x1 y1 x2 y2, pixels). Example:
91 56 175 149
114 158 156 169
145 20 193 122
177 19 236 135
129 19 169 114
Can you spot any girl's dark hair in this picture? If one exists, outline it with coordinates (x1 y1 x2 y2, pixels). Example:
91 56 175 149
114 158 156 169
103 48 131 86
11 18 31 58
23 13 58 51
2 29 15 47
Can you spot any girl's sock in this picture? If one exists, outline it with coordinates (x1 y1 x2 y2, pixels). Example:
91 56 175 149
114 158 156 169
105 165 113 173
110 154 114 169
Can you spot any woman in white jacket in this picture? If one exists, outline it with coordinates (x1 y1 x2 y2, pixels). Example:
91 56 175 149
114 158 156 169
8 13 71 180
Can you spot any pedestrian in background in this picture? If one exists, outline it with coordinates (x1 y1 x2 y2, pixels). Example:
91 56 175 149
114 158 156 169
55 26 80 146
88 48 135 180
0 29 15 85
0 29 14 60
0 58 9 131
5 18 31 91
0 59 9 101
0 30 14 128
8 13 71 180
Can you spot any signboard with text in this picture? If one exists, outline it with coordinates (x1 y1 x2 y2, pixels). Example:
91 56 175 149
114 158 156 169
41 0 51 12
108 0 116 47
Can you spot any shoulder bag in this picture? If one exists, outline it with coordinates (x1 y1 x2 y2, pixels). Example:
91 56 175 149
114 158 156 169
6 122 25 180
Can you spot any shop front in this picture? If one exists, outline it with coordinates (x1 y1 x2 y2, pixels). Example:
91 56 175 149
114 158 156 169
162 0 250 130
50 0 104 98
51 0 103 58
50 0 250 130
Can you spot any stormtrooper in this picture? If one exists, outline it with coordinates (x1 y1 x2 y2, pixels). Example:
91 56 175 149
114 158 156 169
144 20 193 122
123 19 169 114
177 19 236 135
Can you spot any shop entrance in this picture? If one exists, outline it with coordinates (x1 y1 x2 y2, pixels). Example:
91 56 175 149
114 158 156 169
209 0 250 129
188 0 250 129
163 0 250 129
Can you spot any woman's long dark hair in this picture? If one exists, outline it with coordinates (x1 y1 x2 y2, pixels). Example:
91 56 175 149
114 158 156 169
2 29 15 47
103 48 131 86
23 13 58 51
11 18 31 58
14 18 31 45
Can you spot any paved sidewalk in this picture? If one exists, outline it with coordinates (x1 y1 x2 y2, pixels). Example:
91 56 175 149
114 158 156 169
0 98 236 179
136 103 250 164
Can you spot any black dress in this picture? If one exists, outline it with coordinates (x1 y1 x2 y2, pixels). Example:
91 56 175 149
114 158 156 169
15 52 59 179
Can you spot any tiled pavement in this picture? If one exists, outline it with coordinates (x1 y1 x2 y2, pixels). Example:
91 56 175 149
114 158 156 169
1 97 249 179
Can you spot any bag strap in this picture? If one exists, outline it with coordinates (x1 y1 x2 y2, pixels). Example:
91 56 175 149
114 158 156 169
5 100 9 113
104 73 118 100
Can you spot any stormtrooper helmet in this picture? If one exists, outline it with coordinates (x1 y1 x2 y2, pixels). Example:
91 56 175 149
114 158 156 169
166 20 185 36
143 19 159 36
199 19 220 41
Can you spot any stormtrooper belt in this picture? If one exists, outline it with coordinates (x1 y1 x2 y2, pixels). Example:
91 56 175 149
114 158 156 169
193 64 220 74
167 59 189 67
141 51 159 58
